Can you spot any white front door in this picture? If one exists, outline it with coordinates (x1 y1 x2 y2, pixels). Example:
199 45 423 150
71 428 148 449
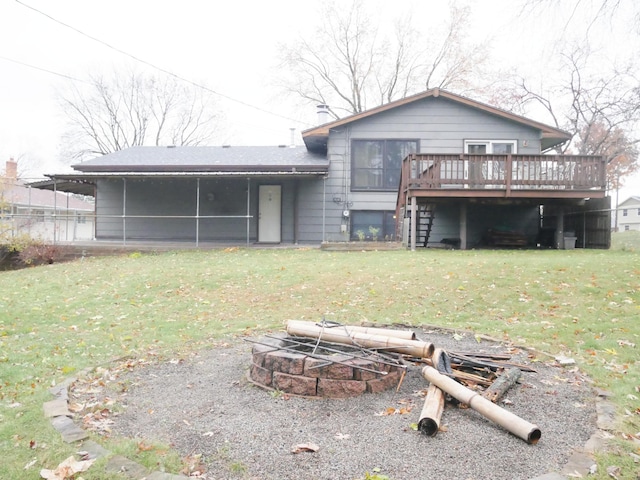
258 185 281 243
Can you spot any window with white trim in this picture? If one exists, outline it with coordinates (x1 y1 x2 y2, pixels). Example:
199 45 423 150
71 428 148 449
464 140 517 154
464 140 517 184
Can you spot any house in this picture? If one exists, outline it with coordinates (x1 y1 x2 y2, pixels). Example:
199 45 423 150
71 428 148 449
616 196 640 231
33 88 610 249
1 160 94 242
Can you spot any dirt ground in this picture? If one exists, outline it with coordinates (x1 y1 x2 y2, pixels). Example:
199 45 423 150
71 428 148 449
71 327 597 480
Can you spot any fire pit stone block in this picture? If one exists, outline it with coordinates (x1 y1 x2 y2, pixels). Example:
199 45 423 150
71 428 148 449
273 372 318 396
263 350 306 375
318 378 367 398
303 356 354 380
250 363 273 387
366 370 402 394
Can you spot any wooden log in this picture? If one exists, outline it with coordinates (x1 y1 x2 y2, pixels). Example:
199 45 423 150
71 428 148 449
413 357 494 387
418 383 445 436
286 320 434 359
482 367 522 403
422 366 541 444
451 369 493 387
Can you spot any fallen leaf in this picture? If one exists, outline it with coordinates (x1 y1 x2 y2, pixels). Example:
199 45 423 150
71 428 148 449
291 443 320 454
137 441 154 452
606 465 621 479
335 433 350 440
24 458 37 470
68 402 84 413
40 456 95 480
202 432 214 437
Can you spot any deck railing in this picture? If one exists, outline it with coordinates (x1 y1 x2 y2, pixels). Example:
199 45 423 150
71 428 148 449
400 154 606 193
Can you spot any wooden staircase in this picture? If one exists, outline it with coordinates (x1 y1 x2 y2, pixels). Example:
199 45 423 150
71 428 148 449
412 204 435 247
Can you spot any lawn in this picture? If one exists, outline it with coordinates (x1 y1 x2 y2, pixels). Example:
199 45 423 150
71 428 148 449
1 236 639 479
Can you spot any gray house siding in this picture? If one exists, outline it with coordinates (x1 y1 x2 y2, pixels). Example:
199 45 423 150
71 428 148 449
322 96 545 242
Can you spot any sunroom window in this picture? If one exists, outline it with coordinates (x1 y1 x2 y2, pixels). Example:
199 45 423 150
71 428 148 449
352 139 418 190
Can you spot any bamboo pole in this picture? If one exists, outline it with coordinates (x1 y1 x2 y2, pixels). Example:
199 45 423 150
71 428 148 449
340 325 416 341
418 383 445 436
418 347 447 436
286 320 434 359
421 366 541 444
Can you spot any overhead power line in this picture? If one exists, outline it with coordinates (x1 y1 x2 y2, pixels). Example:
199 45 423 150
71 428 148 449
0 54 89 83
14 0 312 127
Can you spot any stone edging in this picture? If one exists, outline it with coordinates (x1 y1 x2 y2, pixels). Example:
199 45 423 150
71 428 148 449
43 368 187 479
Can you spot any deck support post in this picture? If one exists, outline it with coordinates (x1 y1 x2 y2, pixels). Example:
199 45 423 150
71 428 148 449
459 202 467 250
555 207 565 249
410 196 417 251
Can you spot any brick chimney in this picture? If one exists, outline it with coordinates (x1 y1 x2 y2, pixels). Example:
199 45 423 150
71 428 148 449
4 158 18 181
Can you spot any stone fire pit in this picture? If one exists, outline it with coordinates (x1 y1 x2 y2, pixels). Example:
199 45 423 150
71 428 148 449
248 334 404 398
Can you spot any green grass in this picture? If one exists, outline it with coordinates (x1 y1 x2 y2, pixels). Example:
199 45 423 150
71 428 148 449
1 240 639 479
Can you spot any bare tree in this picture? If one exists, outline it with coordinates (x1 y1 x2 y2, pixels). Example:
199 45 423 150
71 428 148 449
509 46 640 165
59 70 221 161
520 0 640 34
278 1 488 118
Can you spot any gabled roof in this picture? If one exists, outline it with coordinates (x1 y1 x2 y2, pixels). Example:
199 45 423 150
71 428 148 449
72 145 328 173
618 196 640 208
301 88 572 153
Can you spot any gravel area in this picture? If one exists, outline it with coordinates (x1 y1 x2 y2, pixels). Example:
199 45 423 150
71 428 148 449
77 328 597 480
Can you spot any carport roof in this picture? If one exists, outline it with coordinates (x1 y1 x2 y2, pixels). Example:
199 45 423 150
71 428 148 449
29 146 328 195
71 145 329 173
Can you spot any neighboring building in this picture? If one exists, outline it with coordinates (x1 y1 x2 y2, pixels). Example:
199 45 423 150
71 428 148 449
1 160 94 242
617 196 640 231
32 88 610 249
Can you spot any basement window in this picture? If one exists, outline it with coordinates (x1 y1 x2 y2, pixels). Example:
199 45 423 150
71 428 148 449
350 211 396 241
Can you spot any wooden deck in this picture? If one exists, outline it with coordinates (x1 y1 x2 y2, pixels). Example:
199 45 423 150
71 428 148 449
396 153 608 250
398 153 606 203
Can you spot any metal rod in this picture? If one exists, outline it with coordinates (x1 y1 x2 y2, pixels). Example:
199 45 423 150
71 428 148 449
53 179 57 245
122 178 127 245
265 334 404 369
246 177 251 246
244 338 390 376
195 177 200 248
449 352 536 373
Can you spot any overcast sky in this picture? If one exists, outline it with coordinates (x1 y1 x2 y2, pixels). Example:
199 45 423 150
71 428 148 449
1 0 638 202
